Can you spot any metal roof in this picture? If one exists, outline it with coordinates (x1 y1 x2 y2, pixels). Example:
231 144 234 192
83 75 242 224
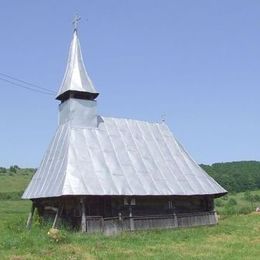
56 30 98 99
22 117 226 199
23 28 226 200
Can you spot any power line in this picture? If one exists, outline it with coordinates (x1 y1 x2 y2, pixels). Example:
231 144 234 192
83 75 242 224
0 72 56 96
0 72 55 94
0 77 55 96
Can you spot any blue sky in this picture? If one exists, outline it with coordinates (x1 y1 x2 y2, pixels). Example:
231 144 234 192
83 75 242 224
0 0 259 167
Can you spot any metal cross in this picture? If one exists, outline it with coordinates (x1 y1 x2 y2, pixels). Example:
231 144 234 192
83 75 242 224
161 114 166 123
73 15 81 30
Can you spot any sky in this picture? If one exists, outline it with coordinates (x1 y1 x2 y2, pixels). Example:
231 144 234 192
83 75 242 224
0 0 259 167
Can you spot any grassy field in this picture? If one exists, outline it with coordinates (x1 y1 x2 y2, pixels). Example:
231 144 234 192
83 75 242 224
0 174 32 193
0 173 260 259
215 190 260 215
0 200 259 259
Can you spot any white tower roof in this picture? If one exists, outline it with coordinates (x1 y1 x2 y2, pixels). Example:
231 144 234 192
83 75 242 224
56 30 98 101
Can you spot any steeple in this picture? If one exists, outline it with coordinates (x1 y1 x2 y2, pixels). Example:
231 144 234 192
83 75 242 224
56 25 99 102
57 20 99 128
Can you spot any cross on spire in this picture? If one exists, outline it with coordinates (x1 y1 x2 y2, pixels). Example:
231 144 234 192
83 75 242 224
56 17 99 101
72 15 81 31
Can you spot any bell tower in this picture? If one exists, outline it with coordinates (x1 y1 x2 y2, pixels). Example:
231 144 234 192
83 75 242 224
57 18 99 127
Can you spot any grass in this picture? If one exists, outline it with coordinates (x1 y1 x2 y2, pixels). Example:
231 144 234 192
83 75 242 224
0 173 33 200
0 173 260 259
215 190 260 215
0 200 258 260
0 198 259 259
0 174 32 193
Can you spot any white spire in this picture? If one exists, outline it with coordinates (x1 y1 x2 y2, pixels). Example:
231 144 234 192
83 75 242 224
56 29 98 100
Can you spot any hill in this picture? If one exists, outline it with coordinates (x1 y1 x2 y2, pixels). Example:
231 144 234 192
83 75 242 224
200 161 260 192
0 166 34 200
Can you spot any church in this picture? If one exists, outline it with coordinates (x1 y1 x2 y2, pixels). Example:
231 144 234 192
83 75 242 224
23 24 227 234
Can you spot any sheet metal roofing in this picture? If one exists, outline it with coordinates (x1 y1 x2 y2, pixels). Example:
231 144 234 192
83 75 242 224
23 27 226 199
23 117 226 199
56 30 98 99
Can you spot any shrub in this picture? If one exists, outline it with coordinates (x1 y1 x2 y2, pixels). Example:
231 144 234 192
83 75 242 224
222 205 237 215
215 199 224 207
238 206 252 215
9 166 17 173
252 194 260 202
0 167 7 173
244 191 252 201
221 195 229 201
227 198 237 206
243 192 260 202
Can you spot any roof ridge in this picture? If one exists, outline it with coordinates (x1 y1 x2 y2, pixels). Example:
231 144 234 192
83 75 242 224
102 116 165 125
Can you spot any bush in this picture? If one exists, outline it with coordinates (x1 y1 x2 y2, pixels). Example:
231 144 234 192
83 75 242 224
252 194 260 202
215 199 224 207
221 195 229 201
227 198 237 206
0 167 7 173
9 166 17 173
244 191 260 202
244 191 252 201
222 205 237 215
238 206 252 215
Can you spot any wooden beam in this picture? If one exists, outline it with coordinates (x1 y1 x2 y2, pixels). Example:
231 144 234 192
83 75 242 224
26 202 35 229
52 209 59 228
80 198 86 232
173 213 178 227
52 204 63 229
129 206 134 231
101 217 105 233
45 206 58 212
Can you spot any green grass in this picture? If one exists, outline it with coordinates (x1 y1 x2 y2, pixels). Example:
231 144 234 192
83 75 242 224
0 173 260 259
0 197 259 259
0 173 33 200
0 174 32 193
215 190 260 215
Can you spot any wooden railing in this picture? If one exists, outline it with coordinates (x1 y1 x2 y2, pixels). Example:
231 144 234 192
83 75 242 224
84 211 217 235
176 211 217 227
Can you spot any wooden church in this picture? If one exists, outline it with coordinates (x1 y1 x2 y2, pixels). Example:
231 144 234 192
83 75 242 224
23 24 227 235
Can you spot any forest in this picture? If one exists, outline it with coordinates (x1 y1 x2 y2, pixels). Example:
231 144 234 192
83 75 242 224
200 161 260 193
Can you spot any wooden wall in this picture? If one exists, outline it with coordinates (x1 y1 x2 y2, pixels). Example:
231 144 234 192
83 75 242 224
80 212 217 235
32 195 216 232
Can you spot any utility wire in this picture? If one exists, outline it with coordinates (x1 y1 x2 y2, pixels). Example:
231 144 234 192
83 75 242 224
0 72 56 96
0 72 55 94
0 77 55 96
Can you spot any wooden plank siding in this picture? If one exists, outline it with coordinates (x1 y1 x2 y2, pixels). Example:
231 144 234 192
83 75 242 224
82 212 217 235
33 195 217 234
